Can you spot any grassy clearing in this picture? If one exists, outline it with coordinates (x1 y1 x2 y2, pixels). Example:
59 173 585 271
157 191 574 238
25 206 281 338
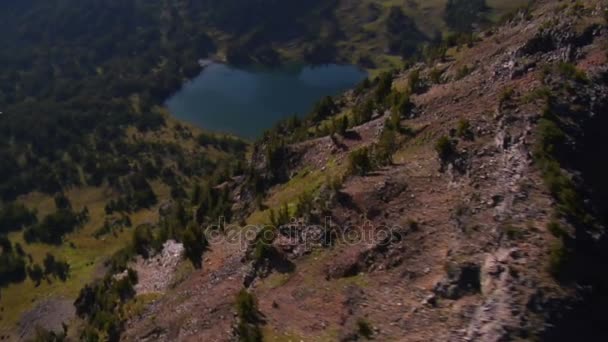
0 185 164 334
258 273 293 291
246 161 342 225
123 293 163 320
261 326 341 342
329 0 529 76
261 327 307 342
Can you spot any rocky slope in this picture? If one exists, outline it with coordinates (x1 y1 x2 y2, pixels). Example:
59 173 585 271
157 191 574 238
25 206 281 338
123 1 608 341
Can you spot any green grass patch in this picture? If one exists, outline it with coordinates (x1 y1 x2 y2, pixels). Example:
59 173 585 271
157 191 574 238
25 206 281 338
259 273 293 290
123 293 163 320
261 327 307 342
0 187 161 334
548 239 568 277
247 161 341 225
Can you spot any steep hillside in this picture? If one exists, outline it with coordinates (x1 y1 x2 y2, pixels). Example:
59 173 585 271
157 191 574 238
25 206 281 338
120 1 608 341
0 114 246 340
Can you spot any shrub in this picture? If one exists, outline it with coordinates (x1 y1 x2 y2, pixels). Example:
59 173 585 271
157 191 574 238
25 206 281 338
375 126 397 166
196 133 247 154
422 43 448 63
269 203 290 227
23 209 82 245
80 326 100 342
252 225 278 262
182 223 208 268
14 242 25 256
28 263 44 286
295 191 315 218
195 185 233 226
455 65 472 80
456 119 473 140
32 327 67 342
523 87 552 103
236 320 262 342
0 202 37 234
430 68 442 84
408 69 421 93
170 185 187 200
354 99 375 125
337 116 349 136
94 215 132 239
74 269 138 341
107 247 135 273
43 253 70 281
133 224 156 258
354 78 371 96
547 220 567 238
534 117 587 220
265 137 287 181
392 91 412 118
310 96 337 122
253 238 275 263
326 174 344 194
0 239 27 286
557 62 588 82
548 240 568 278
536 118 565 157
236 289 258 322
235 290 262 342
348 147 373 176
388 110 402 131
570 1 585 14
503 225 525 240
444 31 476 48
407 219 419 231
499 87 515 104
435 136 455 161
356 318 373 339
54 193 72 210
105 176 158 214
375 71 394 103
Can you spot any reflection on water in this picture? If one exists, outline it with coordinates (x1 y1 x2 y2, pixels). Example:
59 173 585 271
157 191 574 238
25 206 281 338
166 63 367 139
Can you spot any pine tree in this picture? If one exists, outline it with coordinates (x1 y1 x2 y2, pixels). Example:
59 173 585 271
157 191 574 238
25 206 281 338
28 264 44 286
338 116 349 136
183 223 208 268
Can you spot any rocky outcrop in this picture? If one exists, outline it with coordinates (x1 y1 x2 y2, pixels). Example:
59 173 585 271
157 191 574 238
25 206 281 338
462 248 535 342
517 20 603 62
129 240 185 295
434 263 481 300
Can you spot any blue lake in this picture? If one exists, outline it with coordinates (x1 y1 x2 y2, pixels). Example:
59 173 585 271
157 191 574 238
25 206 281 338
166 63 367 139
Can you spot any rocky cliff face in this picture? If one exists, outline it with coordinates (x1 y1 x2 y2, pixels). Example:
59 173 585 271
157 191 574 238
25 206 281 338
123 1 608 341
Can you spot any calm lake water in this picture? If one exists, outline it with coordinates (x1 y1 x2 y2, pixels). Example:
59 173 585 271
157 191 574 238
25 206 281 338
166 63 367 139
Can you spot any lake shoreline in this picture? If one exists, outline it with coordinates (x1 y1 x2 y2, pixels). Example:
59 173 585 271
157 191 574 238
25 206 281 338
166 63 367 139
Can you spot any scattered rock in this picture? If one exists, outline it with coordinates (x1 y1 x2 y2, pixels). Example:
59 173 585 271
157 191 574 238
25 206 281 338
133 240 185 295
